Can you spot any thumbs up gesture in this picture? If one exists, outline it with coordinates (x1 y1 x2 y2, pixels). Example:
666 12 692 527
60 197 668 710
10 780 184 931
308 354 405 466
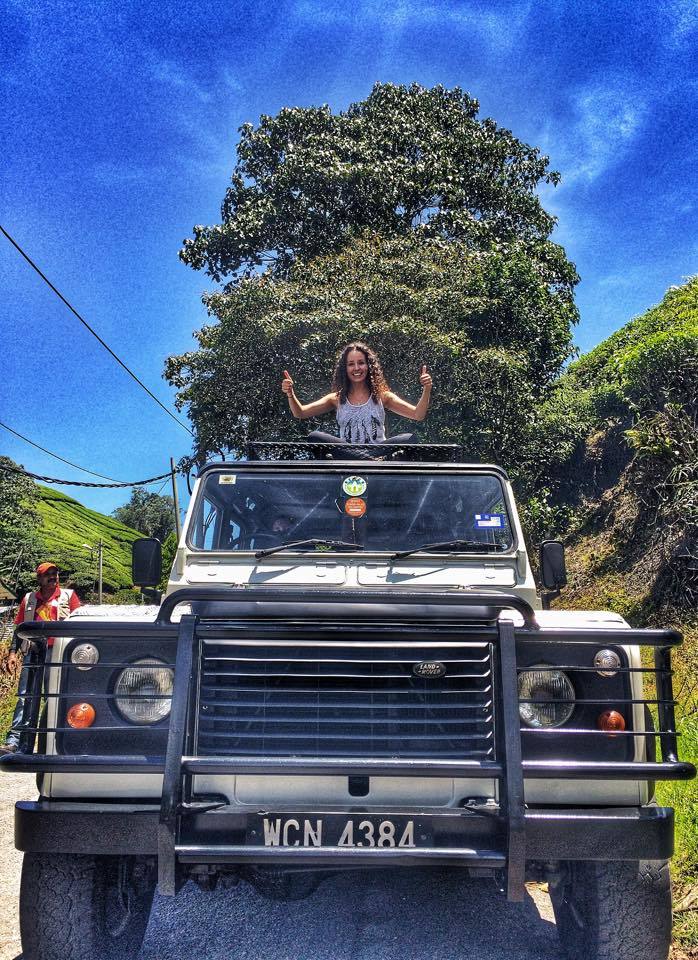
419 364 432 390
281 370 295 396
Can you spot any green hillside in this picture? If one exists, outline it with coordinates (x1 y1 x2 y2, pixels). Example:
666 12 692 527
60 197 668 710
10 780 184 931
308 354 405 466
547 278 698 947
35 486 142 593
551 277 697 613
567 277 698 390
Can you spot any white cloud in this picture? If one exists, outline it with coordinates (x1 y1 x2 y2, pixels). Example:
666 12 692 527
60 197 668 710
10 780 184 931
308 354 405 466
290 0 531 52
596 271 638 290
89 160 169 184
149 57 213 104
663 0 698 44
546 81 647 185
575 88 643 180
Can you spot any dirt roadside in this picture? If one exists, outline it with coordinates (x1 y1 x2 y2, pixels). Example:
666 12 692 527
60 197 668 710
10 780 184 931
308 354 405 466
0 771 35 960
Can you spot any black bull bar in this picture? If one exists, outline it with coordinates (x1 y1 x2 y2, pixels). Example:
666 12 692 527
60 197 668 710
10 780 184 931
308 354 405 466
3 588 695 901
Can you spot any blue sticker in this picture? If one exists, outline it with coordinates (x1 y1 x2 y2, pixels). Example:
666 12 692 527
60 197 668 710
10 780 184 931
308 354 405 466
474 513 504 529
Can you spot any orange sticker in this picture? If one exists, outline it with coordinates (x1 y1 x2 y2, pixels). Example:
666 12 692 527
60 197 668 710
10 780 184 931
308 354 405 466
345 497 366 518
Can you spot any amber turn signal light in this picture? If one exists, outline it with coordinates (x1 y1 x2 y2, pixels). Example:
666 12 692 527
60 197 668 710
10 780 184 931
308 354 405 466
67 702 96 728
597 709 626 733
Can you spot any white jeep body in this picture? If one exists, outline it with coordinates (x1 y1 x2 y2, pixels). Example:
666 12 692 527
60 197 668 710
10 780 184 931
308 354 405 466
43 460 649 808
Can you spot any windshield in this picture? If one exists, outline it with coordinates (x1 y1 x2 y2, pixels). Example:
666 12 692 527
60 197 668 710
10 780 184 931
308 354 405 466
189 469 514 554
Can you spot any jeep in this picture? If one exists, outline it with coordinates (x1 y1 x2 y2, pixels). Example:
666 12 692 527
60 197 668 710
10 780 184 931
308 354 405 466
3 442 694 960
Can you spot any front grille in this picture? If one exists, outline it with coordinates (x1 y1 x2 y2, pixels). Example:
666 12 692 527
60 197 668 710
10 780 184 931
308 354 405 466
196 638 494 759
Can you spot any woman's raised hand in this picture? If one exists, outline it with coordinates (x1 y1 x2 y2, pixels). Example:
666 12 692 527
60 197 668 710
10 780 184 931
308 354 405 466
281 370 294 396
281 371 336 419
419 364 433 390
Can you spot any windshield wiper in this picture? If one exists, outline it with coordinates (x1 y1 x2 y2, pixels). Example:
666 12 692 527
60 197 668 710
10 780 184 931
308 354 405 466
391 539 506 561
255 539 365 560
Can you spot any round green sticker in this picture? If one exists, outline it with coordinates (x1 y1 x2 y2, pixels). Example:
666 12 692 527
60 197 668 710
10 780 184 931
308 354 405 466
342 475 367 496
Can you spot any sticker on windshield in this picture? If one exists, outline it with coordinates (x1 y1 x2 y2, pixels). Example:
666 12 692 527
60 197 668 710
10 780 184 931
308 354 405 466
218 475 236 485
345 497 367 518
342 476 367 496
474 513 504 529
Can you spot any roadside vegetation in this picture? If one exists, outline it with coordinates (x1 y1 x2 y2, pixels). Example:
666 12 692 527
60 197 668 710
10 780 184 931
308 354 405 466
544 278 698 947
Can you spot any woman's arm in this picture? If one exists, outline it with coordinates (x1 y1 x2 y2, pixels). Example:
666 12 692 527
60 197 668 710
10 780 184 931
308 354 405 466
384 365 433 421
281 370 337 420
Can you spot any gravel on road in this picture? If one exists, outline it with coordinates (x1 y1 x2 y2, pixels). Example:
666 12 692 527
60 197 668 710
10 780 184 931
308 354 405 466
0 771 35 960
141 871 558 960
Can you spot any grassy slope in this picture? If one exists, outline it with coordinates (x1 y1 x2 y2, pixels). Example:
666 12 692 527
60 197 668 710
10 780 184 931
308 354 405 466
565 276 698 389
35 485 142 592
555 279 698 946
559 540 697 945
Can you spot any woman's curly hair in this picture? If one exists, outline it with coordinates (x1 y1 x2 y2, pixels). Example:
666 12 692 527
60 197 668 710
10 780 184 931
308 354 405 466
331 342 390 404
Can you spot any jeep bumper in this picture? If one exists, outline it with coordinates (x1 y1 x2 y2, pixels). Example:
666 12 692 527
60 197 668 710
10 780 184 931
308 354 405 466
16 800 674 866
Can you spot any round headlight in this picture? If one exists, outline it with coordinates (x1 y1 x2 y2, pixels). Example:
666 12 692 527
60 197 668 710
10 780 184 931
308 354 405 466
518 667 575 728
114 658 173 725
71 643 100 671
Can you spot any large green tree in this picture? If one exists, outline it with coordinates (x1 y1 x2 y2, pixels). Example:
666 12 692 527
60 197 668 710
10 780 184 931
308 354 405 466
171 83 579 466
112 490 175 544
181 82 564 284
0 457 44 597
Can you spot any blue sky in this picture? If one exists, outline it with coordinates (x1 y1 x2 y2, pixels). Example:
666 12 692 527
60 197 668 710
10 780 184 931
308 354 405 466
1 0 696 520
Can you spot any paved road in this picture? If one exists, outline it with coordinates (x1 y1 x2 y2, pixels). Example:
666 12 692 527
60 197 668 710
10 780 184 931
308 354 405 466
140 871 559 960
1 771 560 960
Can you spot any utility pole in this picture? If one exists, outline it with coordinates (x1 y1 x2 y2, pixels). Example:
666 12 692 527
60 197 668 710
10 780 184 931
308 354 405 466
83 541 104 604
170 457 182 541
98 539 103 604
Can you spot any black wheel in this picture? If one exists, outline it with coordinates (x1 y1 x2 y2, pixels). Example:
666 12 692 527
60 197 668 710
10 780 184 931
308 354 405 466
20 853 156 960
550 859 671 960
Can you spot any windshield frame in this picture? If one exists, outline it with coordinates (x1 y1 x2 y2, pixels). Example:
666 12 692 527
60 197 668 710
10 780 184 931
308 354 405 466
186 461 520 557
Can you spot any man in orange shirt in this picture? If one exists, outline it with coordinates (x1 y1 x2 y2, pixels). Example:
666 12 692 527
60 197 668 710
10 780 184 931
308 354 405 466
1 562 80 754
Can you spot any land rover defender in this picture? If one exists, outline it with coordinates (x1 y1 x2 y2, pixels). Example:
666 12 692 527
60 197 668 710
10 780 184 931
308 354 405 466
3 442 694 960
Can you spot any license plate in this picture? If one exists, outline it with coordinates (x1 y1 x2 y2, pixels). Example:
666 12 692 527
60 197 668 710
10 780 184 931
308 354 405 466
247 814 431 848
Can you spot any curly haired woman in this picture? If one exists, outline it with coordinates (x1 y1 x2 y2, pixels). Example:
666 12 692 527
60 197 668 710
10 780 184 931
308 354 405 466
281 342 432 452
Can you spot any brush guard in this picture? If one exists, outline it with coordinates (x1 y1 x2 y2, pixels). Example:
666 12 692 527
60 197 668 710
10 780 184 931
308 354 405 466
3 588 694 902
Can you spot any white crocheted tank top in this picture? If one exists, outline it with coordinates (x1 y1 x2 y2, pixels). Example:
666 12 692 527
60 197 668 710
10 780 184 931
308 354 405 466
336 396 386 443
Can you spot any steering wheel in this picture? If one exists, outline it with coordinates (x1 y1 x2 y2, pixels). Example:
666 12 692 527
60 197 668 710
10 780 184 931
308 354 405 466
250 533 281 547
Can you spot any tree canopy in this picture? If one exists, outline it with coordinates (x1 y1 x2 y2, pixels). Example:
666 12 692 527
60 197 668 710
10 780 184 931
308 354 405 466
170 83 579 468
112 490 175 544
181 82 562 284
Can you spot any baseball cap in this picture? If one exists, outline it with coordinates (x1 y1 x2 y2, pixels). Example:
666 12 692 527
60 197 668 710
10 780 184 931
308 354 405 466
36 562 59 576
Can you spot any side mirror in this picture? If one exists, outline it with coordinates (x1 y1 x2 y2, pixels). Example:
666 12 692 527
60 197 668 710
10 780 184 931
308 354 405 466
132 538 162 587
539 540 567 591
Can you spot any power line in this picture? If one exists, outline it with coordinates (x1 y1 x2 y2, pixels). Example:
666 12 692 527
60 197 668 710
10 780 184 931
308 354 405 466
0 224 194 437
0 462 172 489
0 418 122 482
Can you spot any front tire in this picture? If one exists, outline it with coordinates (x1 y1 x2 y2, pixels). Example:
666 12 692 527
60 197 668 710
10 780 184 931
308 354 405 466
550 859 671 960
20 853 156 960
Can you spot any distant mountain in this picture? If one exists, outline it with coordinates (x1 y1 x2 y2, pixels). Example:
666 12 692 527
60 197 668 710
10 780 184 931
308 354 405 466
35 486 142 594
